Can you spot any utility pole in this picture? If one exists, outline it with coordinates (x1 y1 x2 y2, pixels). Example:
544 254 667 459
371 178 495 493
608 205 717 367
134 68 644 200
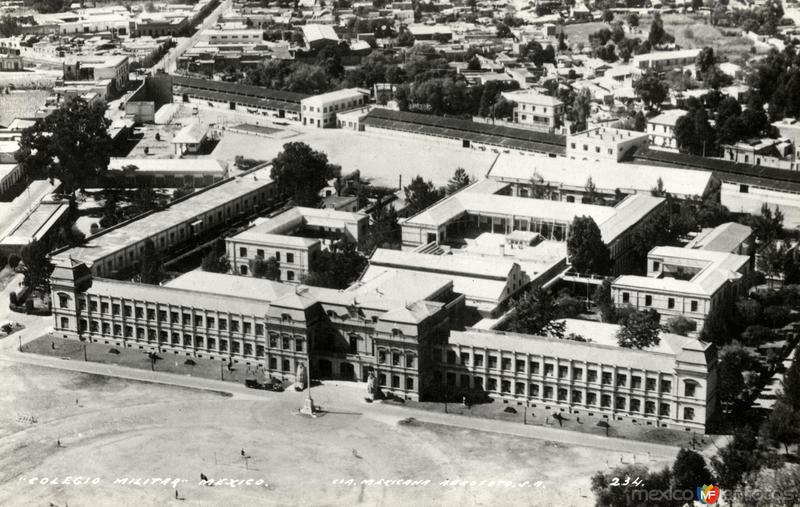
83 343 87 362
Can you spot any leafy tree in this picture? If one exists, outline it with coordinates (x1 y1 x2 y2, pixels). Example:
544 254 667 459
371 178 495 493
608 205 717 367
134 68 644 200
741 325 776 347
602 9 614 22
633 69 669 112
744 203 784 245
780 354 800 412
138 239 163 285
567 216 610 275
760 401 800 454
675 107 716 155
567 88 592 132
404 175 445 215
16 97 112 194
250 255 280 280
303 240 367 289
627 12 639 27
700 297 734 345
592 279 616 323
446 167 472 194
556 293 584 318
673 448 715 493
507 287 566 338
665 315 697 336
201 251 230 273
696 47 716 74
397 30 415 47
735 464 800 507
466 56 481 71
616 308 661 349
716 342 757 408
648 12 674 46
363 204 400 252
270 142 341 207
711 427 764 489
20 240 51 290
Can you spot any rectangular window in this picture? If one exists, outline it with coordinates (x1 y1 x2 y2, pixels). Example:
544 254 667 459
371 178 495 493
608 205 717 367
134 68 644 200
652 261 660 271
530 383 539 397
112 304 120 315
646 377 657 391
617 374 627 387
685 382 696 397
207 317 215 329
544 386 553 399
558 365 568 378
124 305 133 318
630 398 641 412
406 377 414 390
601 372 612 385
544 364 554 376
287 253 294 263
668 298 675 309
501 358 511 371
645 401 655 414
474 354 484 367
572 390 582 404
147 309 155 321
515 382 525 395
489 356 498 369
659 403 670 417
573 368 583 381
239 247 247 257
622 292 629 304
231 320 240 333
461 352 470 365
101 302 109 314
219 319 227 331
447 350 456 364
661 380 672 393
516 359 525 373
195 315 203 327
282 337 290 349
587 369 597 383
255 324 264 336
587 392 597 405
644 295 652 306
488 378 498 391
501 380 511 393
683 407 694 420
632 376 642 389
690 301 698 312
615 397 626 410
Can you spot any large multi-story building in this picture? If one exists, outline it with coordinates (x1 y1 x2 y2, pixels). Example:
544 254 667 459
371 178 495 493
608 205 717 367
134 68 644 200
50 166 277 278
226 206 369 281
62 55 130 93
440 319 717 432
50 263 464 401
612 224 752 330
301 88 369 128
400 178 666 274
632 49 701 71
501 90 564 133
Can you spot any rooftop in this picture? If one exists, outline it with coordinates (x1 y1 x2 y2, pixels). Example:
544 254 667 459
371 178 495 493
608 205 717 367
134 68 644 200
570 126 649 142
501 90 563 107
685 222 752 253
648 109 688 127
54 166 273 266
301 88 368 104
171 122 207 144
107 157 226 174
301 24 339 42
487 152 713 198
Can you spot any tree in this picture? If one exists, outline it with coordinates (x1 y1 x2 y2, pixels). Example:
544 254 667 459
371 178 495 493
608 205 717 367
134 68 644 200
363 204 400 252
633 69 669 112
201 251 230 273
627 12 639 27
138 239 162 285
592 279 616 323
780 355 800 412
616 308 661 349
397 30 414 47
602 9 614 23
303 240 367 289
446 167 472 194
507 287 566 338
696 47 716 74
673 448 715 493
591 464 672 506
758 242 786 287
648 12 673 46
20 240 51 290
712 427 764 489
716 342 757 408
665 315 697 336
16 97 112 195
568 88 592 132
250 255 280 280
741 325 776 347
760 401 800 454
582 177 603 205
404 175 445 215
736 464 800 507
567 216 610 275
270 142 341 207
466 56 481 71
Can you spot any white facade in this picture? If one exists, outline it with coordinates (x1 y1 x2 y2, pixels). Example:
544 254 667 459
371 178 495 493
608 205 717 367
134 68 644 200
567 127 650 162
502 90 564 133
647 109 687 152
301 89 368 128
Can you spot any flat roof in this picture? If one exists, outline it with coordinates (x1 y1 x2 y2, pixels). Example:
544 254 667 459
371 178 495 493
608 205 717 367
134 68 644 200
108 157 226 174
55 166 273 265
171 74 308 104
0 201 68 245
685 222 751 253
488 152 713 197
634 147 800 193
370 248 516 280
362 108 566 155
301 88 367 104
501 90 563 107
648 109 688 127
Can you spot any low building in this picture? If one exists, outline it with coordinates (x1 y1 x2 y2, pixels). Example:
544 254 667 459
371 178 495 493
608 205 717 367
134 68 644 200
300 88 369 128
106 157 227 187
51 166 277 278
171 122 208 156
301 24 339 50
441 320 717 432
771 118 800 163
721 137 794 171
567 127 650 162
407 24 453 42
632 49 701 71
62 55 129 94
0 162 22 195
225 206 369 281
612 231 751 330
647 109 687 152
0 49 23 71
487 152 717 201
685 222 753 256
501 90 564 133
0 196 70 256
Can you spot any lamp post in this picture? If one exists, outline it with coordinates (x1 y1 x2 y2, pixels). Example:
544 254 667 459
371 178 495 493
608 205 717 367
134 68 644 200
300 342 316 416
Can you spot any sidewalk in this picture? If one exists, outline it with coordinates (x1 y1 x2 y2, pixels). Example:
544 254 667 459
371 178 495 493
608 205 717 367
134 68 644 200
2 344 680 460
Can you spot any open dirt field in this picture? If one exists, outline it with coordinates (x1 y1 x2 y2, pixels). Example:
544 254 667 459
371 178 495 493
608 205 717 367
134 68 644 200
0 361 674 506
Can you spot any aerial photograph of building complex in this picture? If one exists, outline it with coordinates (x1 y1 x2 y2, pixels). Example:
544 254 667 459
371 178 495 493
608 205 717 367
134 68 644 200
1 0 800 504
